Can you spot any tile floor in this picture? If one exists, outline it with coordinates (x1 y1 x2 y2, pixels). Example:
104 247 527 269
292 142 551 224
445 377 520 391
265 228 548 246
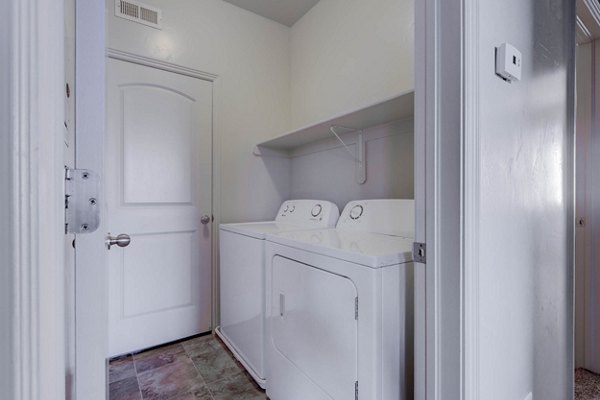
109 333 267 400
111 344 600 400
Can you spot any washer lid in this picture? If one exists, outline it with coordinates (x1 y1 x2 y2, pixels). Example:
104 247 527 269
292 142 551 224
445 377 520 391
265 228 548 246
220 222 318 239
266 229 413 268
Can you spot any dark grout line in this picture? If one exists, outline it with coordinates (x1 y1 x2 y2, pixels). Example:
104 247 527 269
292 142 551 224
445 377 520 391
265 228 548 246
131 355 144 400
185 343 214 400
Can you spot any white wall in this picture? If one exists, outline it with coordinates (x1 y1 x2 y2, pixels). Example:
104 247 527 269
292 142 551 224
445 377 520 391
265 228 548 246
477 1 574 399
285 0 414 209
289 0 414 127
106 0 292 223
290 119 413 210
106 0 415 220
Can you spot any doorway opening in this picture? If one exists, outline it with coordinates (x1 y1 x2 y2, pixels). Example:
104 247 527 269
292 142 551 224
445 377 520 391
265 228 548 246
73 1 418 399
575 1 600 398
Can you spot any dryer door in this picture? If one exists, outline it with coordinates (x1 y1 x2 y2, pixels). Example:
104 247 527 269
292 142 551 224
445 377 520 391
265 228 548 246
271 256 358 399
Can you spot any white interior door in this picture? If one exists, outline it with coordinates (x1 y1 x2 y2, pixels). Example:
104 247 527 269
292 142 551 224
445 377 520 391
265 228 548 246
107 58 213 356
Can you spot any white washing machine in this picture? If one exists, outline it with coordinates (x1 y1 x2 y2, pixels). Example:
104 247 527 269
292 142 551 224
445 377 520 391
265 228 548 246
265 199 414 400
216 200 339 388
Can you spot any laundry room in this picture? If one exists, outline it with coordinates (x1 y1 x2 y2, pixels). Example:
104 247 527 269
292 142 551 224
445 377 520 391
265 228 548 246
98 0 416 399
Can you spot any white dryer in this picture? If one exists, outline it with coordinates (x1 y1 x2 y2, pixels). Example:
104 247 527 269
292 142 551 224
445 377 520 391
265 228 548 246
216 200 339 388
265 199 414 400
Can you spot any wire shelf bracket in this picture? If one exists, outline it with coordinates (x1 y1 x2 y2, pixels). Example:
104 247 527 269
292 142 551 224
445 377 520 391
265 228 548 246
330 125 366 185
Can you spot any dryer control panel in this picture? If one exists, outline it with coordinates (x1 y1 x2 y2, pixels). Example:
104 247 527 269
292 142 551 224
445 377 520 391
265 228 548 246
275 200 340 228
337 199 415 238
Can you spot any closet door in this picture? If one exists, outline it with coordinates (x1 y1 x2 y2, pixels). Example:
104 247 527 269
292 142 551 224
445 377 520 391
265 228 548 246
106 58 213 356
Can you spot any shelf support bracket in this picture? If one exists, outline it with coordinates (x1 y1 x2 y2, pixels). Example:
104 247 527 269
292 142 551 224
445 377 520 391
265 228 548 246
330 125 366 184
356 132 366 184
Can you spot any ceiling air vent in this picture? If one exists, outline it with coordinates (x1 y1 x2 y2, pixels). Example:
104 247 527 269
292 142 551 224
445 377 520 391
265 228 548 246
115 0 162 29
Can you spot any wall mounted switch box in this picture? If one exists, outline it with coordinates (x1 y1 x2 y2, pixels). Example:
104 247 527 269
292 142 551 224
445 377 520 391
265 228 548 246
496 42 522 82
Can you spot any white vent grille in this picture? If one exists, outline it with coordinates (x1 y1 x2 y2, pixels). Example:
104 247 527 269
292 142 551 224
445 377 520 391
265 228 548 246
115 0 162 29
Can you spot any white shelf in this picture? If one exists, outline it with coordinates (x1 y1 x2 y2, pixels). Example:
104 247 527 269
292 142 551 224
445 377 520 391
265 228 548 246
255 90 414 154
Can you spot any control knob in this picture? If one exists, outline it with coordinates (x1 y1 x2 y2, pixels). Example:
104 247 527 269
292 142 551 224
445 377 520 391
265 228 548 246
311 204 323 217
349 204 364 220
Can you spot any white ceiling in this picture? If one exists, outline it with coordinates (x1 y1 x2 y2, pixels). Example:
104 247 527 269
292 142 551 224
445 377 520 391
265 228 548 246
222 0 320 27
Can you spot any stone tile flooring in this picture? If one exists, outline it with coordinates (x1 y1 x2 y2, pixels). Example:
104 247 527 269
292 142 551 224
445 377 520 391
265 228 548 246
109 333 267 400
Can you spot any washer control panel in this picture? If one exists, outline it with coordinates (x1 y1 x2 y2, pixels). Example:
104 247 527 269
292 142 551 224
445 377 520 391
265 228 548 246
275 200 340 228
337 199 415 237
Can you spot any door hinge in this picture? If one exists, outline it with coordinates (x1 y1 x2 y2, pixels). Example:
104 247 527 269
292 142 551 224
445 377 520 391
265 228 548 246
355 297 358 320
355 381 359 400
413 242 426 263
65 167 100 234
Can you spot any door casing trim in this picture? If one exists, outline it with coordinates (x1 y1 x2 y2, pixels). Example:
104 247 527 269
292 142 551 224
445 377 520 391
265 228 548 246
2 0 67 399
106 48 219 82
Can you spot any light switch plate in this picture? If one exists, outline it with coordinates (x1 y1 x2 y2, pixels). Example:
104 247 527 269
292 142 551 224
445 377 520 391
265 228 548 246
496 42 522 82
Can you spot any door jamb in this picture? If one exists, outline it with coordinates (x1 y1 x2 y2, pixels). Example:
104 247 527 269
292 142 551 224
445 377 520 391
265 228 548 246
415 0 480 398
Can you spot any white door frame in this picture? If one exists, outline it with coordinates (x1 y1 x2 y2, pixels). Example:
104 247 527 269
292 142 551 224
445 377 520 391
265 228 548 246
414 0 480 398
1 1 67 400
74 2 108 399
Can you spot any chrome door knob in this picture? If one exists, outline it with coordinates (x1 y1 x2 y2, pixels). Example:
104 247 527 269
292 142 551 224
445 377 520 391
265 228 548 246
106 233 131 250
200 215 211 225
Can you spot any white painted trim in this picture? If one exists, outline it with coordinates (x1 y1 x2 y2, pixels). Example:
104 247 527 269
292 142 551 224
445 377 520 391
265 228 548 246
75 2 108 399
2 0 66 399
462 0 480 398
107 48 219 81
212 77 222 329
413 0 428 396
416 0 466 398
